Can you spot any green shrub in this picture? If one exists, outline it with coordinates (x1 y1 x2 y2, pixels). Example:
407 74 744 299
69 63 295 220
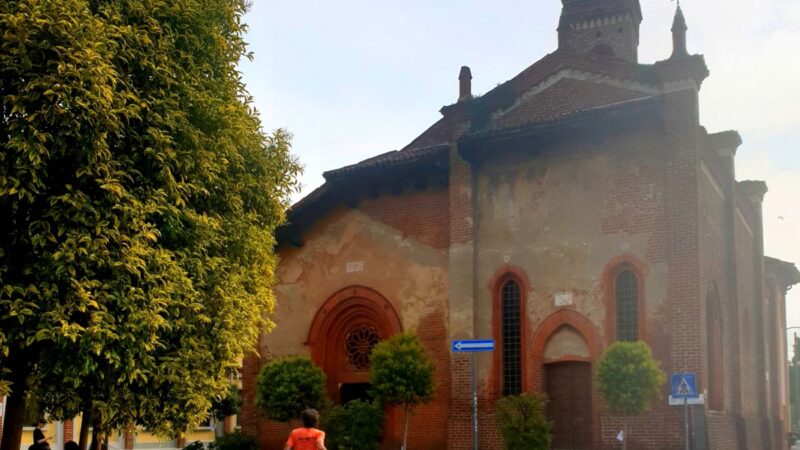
323 400 384 450
495 393 552 450
208 432 259 450
256 356 329 422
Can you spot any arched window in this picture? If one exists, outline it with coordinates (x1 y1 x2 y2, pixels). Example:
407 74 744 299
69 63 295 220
502 280 522 396
615 270 639 341
591 43 616 57
706 284 723 410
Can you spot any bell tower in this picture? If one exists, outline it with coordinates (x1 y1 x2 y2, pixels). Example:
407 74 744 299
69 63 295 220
558 0 643 62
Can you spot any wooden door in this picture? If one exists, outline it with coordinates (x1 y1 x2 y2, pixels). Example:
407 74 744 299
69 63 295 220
546 362 592 450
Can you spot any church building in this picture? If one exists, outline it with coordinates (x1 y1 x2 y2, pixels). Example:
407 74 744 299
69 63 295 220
240 1 799 449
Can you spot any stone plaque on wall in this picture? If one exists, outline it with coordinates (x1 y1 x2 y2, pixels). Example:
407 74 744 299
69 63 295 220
554 292 573 307
346 261 364 273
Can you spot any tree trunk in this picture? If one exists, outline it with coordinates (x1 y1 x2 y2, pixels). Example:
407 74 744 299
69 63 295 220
622 417 628 450
88 417 101 450
78 408 92 450
401 404 409 450
0 386 27 450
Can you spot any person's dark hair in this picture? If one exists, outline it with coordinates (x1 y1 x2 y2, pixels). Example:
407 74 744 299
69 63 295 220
64 441 79 450
301 409 319 428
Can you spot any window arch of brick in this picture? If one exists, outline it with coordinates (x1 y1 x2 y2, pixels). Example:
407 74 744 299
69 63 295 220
706 282 724 411
307 286 402 402
489 267 530 397
602 255 647 344
530 309 603 391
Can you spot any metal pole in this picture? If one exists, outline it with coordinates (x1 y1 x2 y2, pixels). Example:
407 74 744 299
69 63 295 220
684 397 690 450
472 352 478 450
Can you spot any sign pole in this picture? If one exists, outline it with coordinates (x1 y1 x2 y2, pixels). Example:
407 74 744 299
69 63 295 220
472 351 478 450
684 397 689 450
451 338 494 450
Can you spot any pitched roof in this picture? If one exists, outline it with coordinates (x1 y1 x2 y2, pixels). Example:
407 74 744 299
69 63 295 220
276 41 708 248
324 143 449 181
488 78 652 130
460 95 660 158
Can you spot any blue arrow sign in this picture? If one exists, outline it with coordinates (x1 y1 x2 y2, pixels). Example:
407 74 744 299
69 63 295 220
670 373 699 399
452 339 495 353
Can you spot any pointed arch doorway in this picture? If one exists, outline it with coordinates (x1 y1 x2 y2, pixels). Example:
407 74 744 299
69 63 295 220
307 286 402 404
532 311 602 450
546 360 592 450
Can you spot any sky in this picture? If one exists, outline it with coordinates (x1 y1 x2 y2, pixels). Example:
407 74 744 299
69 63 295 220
239 0 800 354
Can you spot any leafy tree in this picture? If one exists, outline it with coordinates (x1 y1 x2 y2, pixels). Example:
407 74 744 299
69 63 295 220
369 333 435 450
597 341 665 450
495 393 551 450
0 0 300 448
256 356 329 423
323 400 384 450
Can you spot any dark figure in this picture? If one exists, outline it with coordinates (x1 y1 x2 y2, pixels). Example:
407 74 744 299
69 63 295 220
32 421 52 450
64 441 80 450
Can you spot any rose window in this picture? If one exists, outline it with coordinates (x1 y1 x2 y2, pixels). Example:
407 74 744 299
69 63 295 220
344 325 380 370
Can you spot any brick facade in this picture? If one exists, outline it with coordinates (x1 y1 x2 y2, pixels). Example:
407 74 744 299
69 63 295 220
62 420 73 443
242 2 797 449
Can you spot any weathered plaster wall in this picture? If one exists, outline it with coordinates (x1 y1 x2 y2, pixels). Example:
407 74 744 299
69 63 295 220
470 126 672 448
473 128 668 371
544 326 591 360
250 187 451 450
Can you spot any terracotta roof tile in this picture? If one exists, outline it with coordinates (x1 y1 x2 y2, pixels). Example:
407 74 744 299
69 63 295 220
323 143 449 181
490 78 651 130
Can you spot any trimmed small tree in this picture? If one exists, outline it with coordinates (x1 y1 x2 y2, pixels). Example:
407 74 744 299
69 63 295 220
369 333 435 450
597 341 665 450
323 400 384 450
256 356 329 423
495 392 552 450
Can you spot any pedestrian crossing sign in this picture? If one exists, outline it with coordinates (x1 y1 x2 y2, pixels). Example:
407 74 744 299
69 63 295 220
670 372 699 399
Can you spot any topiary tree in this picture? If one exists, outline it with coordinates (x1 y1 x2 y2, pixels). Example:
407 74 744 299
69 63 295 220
256 356 329 423
369 332 435 450
323 400 384 450
597 341 665 450
495 392 551 450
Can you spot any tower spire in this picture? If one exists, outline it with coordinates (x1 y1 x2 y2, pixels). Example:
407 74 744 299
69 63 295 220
671 3 688 58
558 0 643 63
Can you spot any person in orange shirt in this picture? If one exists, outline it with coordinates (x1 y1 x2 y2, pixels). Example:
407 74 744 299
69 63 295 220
284 409 326 450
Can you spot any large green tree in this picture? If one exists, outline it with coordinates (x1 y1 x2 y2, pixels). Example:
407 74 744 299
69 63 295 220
0 0 300 449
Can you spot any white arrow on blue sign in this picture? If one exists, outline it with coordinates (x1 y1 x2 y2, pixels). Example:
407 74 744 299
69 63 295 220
452 339 495 353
